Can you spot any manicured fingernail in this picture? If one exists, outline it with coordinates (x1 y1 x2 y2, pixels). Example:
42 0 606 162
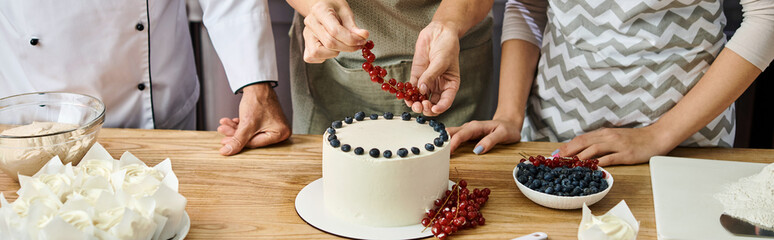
551 149 560 157
220 145 233 155
473 146 484 155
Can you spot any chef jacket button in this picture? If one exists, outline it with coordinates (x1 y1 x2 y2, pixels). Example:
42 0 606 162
135 23 145 31
30 38 39 46
137 83 146 91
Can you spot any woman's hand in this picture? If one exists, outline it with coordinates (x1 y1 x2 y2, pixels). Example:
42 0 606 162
295 0 369 63
557 126 673 166
447 118 523 155
406 21 461 116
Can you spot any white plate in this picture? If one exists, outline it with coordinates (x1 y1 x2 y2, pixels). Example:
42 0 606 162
171 211 191 240
295 178 453 240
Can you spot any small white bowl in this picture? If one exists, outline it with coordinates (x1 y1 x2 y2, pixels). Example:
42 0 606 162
512 164 613 209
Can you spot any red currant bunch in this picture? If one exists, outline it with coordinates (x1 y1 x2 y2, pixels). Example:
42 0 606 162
361 40 428 102
420 179 490 240
520 155 603 175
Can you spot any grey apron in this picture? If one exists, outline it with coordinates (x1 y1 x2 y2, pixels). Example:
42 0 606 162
289 0 494 134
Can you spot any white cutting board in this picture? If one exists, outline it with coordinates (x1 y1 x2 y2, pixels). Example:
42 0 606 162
650 156 768 240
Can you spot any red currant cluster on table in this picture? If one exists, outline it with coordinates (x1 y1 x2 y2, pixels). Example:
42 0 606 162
361 40 428 101
521 154 601 172
421 179 490 240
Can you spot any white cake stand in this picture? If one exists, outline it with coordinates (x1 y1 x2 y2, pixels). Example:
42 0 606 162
296 178 451 240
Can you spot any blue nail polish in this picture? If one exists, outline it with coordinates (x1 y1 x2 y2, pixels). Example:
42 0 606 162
473 145 484 155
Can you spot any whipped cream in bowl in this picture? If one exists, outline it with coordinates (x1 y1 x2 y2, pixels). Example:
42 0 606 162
0 92 105 181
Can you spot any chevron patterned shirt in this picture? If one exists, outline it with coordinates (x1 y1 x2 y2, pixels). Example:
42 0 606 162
503 0 774 147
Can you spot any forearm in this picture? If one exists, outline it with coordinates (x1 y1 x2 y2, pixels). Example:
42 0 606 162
651 49 762 148
432 0 494 37
286 0 340 16
493 39 540 125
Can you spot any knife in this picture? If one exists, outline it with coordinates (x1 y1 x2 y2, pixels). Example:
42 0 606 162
511 232 548 240
719 213 774 237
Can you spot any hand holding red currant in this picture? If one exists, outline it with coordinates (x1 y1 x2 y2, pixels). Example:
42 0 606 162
360 40 429 101
300 0 369 63
408 21 462 116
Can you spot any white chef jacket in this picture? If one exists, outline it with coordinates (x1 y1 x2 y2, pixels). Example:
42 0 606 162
0 0 278 129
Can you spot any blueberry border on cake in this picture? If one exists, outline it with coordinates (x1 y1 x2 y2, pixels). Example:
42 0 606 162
326 111 449 158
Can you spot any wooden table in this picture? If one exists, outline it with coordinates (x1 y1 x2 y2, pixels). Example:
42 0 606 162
1 129 773 239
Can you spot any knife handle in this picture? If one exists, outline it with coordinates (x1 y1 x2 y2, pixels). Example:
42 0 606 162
511 232 548 240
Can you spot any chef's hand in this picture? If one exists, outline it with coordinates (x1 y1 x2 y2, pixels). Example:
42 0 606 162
217 83 291 156
406 21 461 116
299 0 369 63
447 118 522 155
557 126 672 166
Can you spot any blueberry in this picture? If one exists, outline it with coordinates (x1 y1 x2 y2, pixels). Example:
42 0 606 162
326 127 335 135
354 147 364 155
429 119 438 127
518 175 528 184
329 139 340 148
401 112 411 120
579 181 587 188
425 143 435 151
327 134 337 141
543 173 554 181
440 133 449 141
563 186 572 193
584 175 591 182
537 172 544 180
383 150 392 158
383 112 394 119
553 178 560 185
341 144 351 152
572 180 579 187
541 180 549 187
411 147 420 154
583 188 593 195
354 111 366 121
434 137 444 147
517 162 527 169
600 181 609 189
370 114 378 120
590 186 599 194
397 148 408 157
561 179 572 188
416 116 426 124
529 181 540 189
433 123 445 132
590 181 599 188
369 148 380 158
332 121 343 129
545 187 554 194
572 186 582 196
592 170 604 178
344 116 353 124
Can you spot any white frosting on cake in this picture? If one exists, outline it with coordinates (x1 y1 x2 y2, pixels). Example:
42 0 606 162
322 116 449 227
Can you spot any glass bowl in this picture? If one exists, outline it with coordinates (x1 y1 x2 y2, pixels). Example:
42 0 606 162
513 162 613 209
0 92 104 181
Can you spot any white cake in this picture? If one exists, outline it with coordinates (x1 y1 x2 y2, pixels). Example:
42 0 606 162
322 112 450 227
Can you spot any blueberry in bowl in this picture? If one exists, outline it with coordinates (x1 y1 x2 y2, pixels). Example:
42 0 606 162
512 155 613 209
